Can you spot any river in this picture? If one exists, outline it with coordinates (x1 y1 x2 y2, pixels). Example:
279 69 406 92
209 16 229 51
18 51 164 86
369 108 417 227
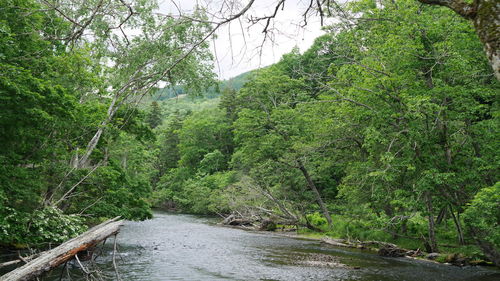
37 211 500 280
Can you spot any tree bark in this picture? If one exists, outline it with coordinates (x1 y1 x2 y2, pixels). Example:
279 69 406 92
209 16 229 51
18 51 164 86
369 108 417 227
417 0 500 80
297 160 333 227
472 0 500 80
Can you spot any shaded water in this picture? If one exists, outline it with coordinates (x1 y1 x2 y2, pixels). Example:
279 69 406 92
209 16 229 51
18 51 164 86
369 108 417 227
30 212 500 280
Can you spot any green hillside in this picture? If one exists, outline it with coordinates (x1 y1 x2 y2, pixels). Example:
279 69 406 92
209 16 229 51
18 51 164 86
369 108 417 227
149 70 253 102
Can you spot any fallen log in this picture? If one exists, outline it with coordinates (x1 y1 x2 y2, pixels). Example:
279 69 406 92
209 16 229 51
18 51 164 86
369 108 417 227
321 238 412 257
321 238 356 248
0 217 123 281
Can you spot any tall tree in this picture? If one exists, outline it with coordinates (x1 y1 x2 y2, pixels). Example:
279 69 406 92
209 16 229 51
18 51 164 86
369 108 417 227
146 101 163 129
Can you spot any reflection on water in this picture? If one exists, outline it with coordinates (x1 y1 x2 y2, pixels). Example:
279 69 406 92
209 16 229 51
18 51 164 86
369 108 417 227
34 212 500 280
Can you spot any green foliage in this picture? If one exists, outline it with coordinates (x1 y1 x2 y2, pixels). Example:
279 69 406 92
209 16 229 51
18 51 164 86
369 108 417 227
199 150 226 174
146 101 163 129
306 212 328 228
1 0 497 266
152 103 235 213
0 206 86 247
463 183 500 247
26 207 87 245
177 107 233 172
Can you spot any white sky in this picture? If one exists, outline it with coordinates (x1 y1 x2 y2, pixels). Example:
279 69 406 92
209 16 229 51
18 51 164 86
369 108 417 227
158 0 326 79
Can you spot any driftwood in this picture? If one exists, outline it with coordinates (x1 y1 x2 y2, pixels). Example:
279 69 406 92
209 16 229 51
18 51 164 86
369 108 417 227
321 238 421 258
221 214 255 227
0 217 123 281
0 253 40 270
321 238 356 248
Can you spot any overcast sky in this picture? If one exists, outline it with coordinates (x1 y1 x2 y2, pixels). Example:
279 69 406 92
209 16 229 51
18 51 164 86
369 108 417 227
158 0 326 79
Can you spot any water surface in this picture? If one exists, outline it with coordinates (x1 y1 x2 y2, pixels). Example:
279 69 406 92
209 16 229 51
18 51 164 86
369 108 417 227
39 211 500 280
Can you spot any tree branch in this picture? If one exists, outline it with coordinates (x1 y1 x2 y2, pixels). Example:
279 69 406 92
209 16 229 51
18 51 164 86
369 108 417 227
417 0 476 19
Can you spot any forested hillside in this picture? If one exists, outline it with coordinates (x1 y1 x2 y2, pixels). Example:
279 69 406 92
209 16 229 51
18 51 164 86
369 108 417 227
146 70 252 102
0 0 499 270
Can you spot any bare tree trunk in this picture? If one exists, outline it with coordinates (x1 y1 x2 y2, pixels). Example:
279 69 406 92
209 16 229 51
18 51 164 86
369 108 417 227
70 149 79 168
297 160 333 227
78 93 120 168
425 192 439 252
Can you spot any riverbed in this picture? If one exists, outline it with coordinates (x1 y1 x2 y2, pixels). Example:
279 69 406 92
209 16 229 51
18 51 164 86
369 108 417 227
41 211 500 280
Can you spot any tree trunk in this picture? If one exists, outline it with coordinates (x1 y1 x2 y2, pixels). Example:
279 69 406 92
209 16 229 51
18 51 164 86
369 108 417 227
78 93 120 168
449 205 465 245
297 160 333 227
472 0 500 81
436 206 447 225
425 193 439 252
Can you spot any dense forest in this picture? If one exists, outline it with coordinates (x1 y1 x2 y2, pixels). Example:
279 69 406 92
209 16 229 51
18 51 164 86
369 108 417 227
1 0 499 271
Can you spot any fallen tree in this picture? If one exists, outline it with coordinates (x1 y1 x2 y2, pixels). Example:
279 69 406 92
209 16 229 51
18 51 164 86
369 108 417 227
321 238 419 257
0 217 123 281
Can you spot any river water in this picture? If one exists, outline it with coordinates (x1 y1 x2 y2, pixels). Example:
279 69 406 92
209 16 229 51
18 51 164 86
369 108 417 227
37 211 500 280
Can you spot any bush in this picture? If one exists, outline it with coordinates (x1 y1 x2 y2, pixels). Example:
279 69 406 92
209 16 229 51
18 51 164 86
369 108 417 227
28 207 87 245
306 212 328 229
463 183 500 249
0 206 87 247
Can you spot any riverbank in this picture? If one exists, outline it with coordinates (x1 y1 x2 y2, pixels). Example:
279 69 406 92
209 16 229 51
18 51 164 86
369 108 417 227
291 232 492 267
220 220 496 268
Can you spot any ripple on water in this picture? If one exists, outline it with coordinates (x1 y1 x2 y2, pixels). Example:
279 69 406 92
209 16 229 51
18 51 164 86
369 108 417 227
41 211 500 281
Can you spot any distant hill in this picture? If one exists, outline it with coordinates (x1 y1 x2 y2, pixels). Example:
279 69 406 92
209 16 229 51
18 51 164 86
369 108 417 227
219 71 254 92
149 70 253 102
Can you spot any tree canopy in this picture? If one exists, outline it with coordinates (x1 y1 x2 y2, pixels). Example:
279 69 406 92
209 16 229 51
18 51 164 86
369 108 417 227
0 0 498 269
